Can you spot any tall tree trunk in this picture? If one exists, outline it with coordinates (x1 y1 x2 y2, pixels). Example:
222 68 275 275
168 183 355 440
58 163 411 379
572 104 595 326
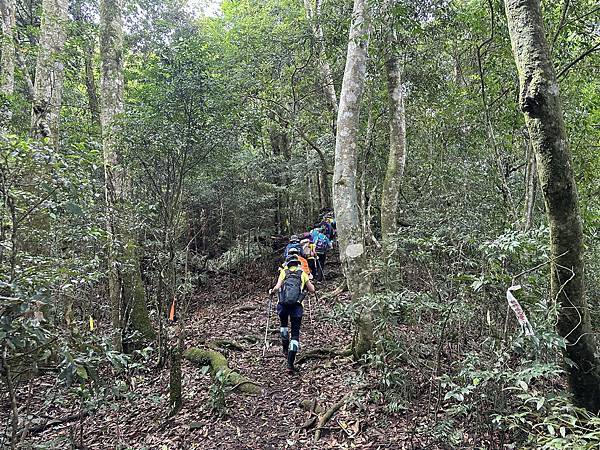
332 0 372 360
100 0 153 351
31 0 68 145
380 30 407 241
504 0 600 413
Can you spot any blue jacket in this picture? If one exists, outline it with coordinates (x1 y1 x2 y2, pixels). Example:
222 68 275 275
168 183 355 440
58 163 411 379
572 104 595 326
310 230 332 253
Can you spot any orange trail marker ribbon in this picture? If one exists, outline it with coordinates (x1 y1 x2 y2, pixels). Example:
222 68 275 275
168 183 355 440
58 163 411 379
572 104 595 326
506 285 534 336
169 298 176 321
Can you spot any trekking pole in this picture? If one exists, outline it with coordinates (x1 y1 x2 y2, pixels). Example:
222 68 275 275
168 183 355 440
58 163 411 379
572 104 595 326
307 292 313 326
262 293 273 357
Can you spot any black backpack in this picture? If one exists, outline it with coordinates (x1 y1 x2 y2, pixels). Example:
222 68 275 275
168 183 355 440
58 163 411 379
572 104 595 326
280 269 304 305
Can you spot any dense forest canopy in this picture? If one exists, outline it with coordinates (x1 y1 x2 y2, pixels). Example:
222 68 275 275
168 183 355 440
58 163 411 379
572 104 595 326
1 0 599 448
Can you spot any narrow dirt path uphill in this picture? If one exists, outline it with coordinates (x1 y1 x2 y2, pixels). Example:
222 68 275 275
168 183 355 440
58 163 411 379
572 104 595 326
156 254 410 449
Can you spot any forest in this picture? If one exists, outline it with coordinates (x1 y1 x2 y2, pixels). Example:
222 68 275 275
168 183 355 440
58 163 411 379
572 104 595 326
0 0 599 448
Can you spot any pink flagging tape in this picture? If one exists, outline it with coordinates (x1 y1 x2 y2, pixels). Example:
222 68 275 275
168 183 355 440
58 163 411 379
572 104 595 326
506 285 534 336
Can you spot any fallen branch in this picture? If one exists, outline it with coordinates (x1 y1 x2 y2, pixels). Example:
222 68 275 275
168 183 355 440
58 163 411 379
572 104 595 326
314 395 350 442
184 347 261 394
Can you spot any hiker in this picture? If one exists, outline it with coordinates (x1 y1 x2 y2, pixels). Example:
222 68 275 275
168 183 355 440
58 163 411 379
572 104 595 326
269 255 315 373
301 237 317 277
287 247 311 278
310 226 332 281
284 234 304 259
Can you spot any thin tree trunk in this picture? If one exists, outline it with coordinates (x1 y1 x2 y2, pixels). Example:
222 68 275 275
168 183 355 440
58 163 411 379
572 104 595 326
101 0 125 351
303 0 337 118
332 0 372 360
84 45 101 127
504 0 600 413
31 0 68 145
72 1 101 128
381 30 407 241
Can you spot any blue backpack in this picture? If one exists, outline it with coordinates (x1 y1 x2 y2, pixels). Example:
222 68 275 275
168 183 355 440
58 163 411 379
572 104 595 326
314 234 329 254
280 269 304 305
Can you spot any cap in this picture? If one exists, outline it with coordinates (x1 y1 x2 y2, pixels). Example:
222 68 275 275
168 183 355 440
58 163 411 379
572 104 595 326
286 256 300 266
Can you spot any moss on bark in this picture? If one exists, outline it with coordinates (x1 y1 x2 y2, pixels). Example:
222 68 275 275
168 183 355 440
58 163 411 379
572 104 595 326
183 347 261 395
504 0 600 412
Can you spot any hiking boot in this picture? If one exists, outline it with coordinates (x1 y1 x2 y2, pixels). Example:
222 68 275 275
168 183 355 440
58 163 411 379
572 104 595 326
287 350 297 373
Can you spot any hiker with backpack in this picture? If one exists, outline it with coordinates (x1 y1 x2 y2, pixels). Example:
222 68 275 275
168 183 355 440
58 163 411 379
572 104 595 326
284 234 304 259
287 247 311 278
301 238 317 277
269 255 315 373
310 226 332 281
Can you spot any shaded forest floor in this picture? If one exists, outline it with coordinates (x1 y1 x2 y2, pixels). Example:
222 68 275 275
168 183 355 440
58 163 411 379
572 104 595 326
3 254 446 449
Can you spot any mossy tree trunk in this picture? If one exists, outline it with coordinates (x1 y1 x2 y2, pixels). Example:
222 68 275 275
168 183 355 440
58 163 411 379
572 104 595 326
381 29 407 242
332 0 373 360
504 0 600 413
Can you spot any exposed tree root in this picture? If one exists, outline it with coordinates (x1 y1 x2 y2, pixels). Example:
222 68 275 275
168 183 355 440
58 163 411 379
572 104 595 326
296 347 352 365
240 334 259 344
314 395 350 442
299 399 323 430
29 411 90 433
183 347 261 394
321 282 347 300
208 339 246 352
231 304 256 313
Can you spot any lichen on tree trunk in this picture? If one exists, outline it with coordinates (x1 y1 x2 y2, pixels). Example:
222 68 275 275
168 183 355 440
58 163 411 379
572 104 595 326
332 0 373 360
504 0 600 413
30 0 68 145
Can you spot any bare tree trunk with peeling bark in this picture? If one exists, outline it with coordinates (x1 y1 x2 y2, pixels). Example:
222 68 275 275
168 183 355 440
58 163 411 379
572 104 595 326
504 0 600 413
333 0 373 359
31 0 68 146
101 0 154 351
381 29 407 242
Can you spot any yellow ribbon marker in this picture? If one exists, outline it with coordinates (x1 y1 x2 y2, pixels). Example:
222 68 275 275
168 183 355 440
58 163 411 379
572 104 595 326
89 315 95 331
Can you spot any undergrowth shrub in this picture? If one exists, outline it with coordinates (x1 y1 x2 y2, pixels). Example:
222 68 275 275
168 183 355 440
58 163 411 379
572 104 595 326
332 225 600 447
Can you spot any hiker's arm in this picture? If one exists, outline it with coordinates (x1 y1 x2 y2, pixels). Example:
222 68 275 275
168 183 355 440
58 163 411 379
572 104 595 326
269 270 285 293
306 280 315 293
